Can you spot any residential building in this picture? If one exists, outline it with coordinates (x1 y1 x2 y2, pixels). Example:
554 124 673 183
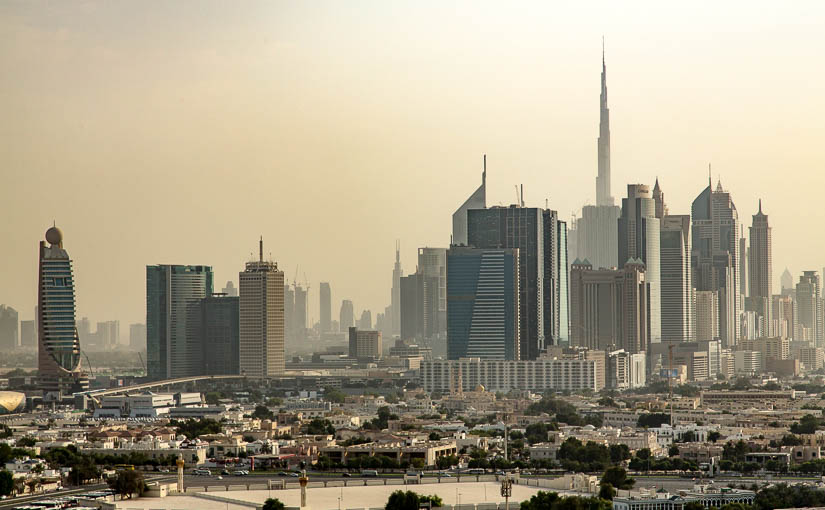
222 280 237 297
129 323 146 351
797 271 823 347
606 350 646 389
200 294 240 375
20 320 36 349
348 327 382 360
38 225 89 396
421 357 602 393
339 300 354 331
446 247 520 361
239 238 285 377
695 290 719 342
738 337 789 361
734 350 763 374
400 272 439 342
417 247 448 336
0 305 18 350
146 264 213 379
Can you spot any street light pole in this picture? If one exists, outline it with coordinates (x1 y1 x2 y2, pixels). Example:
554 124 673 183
501 475 512 510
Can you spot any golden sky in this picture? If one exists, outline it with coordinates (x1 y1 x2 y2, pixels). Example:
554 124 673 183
2 1 824 328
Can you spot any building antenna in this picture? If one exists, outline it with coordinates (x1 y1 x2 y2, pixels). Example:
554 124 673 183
259 236 263 263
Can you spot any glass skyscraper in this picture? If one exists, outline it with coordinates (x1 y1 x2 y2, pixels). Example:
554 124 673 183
146 264 213 379
446 247 519 360
38 225 89 397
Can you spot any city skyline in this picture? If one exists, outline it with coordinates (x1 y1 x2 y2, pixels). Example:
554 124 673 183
2 2 824 326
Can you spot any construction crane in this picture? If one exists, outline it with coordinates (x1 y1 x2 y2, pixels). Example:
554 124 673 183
138 352 147 375
81 350 95 377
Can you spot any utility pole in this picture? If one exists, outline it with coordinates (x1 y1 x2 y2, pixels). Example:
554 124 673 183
501 476 512 510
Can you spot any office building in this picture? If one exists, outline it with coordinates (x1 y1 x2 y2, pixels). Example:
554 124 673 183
569 49 621 271
239 238 285 377
557 220 570 345
695 290 719 342
452 155 487 247
95 320 120 349
569 259 650 354
0 305 18 350
420 357 602 393
129 323 146 351
606 350 647 389
146 264 213 379
691 177 740 348
358 310 372 330
542 210 569 347
319 282 331 333
618 183 661 344
734 350 763 374
660 213 692 342
200 294 240 375
284 285 294 337
400 272 439 342
340 300 354 331
796 271 823 347
446 247 520 361
417 247 447 335
748 200 773 336
651 340 721 380
37 225 89 395
20 320 36 349
771 294 795 340
468 206 544 359
781 269 793 294
293 285 307 340
348 327 382 360
222 281 237 297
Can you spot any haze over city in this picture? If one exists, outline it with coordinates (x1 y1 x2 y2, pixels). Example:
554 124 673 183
2 1 825 326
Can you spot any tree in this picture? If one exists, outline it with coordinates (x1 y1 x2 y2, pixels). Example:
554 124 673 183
25 478 41 495
609 444 630 463
263 498 286 510
252 405 275 420
668 445 680 457
708 431 721 443
637 413 670 428
107 470 146 499
683 503 705 510
0 470 13 497
305 419 335 435
205 392 221 406
324 389 347 404
601 467 634 490
385 491 426 510
519 491 611 510
598 483 614 501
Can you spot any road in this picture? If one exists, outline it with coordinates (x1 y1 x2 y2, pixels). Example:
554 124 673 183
0 476 175 509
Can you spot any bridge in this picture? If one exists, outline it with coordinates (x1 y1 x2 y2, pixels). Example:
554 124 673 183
75 374 255 405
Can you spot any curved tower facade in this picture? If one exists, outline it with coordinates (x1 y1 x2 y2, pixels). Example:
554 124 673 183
38 226 88 397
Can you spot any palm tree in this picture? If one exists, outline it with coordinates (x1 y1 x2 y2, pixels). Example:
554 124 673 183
13 478 25 496
25 478 41 495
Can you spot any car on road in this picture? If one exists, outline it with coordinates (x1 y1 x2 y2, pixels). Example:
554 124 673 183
278 471 289 476
342 473 351 478
193 468 212 476
233 470 249 476
289 472 300 477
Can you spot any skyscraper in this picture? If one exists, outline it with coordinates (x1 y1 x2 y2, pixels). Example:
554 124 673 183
391 242 403 336
569 48 621 271
417 247 447 335
781 269 793 294
596 44 613 208
691 176 740 348
748 200 772 329
660 214 693 342
400 272 439 341
200 294 240 375
239 238 285 377
293 284 308 336
222 281 238 297
618 184 661 344
569 259 650 353
339 300 354 331
129 323 146 351
797 271 823 346
558 220 570 345
542 209 569 347
358 310 372 330
0 305 18 351
452 155 487 246
20 320 36 350
146 264 213 379
37 225 89 395
319 282 331 332
468 206 545 359
446 247 520 360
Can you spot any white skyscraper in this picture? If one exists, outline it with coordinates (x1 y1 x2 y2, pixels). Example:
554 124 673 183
660 214 693 342
451 155 486 247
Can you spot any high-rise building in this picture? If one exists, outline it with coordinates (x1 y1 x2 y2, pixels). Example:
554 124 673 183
771 295 795 340
468 207 544 359
452 155 487 246
400 272 439 342
652 179 667 220
691 177 740 348
146 264 213 379
417 248 447 336
348 327 382 360
77 317 91 348
797 271 823 347
222 281 238 297
695 290 720 342
200 294 240 375
0 305 18 350
781 269 793 294
558 220 570 345
660 214 693 342
319 282 331 332
446 247 520 361
749 200 772 334
569 48 621 271
618 184 661 344
339 300 354 331
129 323 146 351
239 238 285 377
358 310 372 330
569 259 650 354
390 242 403 336
95 320 120 349
20 320 36 350
542 210 566 347
293 285 308 338
38 226 89 396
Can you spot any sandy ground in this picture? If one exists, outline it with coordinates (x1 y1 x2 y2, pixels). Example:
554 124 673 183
116 482 544 510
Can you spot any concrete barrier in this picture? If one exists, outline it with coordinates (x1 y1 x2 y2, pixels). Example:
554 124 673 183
192 491 260 509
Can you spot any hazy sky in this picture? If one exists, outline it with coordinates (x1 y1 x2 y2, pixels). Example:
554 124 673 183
2 1 825 329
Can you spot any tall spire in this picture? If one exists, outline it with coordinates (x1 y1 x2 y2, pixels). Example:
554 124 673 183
596 39 613 206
